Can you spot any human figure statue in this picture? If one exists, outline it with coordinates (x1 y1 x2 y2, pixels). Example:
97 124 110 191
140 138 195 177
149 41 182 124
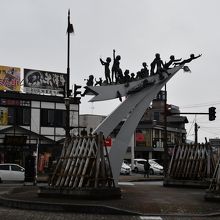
136 71 142 80
144 159 150 178
86 75 94 86
150 53 165 75
174 54 202 66
164 55 182 69
123 69 130 86
95 77 103 86
150 61 156 76
111 49 122 83
130 73 135 81
100 57 111 84
81 75 94 96
141 62 149 78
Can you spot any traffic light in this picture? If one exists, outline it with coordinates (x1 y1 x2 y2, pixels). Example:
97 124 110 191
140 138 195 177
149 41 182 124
74 84 82 98
67 89 72 97
209 107 216 121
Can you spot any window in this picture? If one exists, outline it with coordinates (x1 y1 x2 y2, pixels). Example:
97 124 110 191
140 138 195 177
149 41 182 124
153 112 160 121
7 107 31 126
11 165 23 172
41 109 66 127
0 165 10 170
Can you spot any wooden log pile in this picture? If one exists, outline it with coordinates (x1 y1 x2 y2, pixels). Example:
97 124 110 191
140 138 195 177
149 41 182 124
208 158 220 193
49 133 115 189
167 143 216 181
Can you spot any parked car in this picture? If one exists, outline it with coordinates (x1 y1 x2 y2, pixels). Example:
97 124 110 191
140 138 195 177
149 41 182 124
132 159 163 175
120 161 131 175
0 163 25 183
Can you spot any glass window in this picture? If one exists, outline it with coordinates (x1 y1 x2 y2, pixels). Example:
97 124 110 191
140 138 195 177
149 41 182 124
41 109 66 127
154 112 160 121
47 109 54 126
0 165 10 170
11 165 22 172
2 107 31 126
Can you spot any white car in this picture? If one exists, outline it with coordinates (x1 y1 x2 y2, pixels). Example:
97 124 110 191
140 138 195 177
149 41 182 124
133 159 163 175
0 163 25 183
120 162 131 175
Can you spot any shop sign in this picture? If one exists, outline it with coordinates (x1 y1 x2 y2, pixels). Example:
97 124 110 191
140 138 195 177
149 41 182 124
23 68 66 95
136 132 145 142
0 65 21 91
104 137 112 147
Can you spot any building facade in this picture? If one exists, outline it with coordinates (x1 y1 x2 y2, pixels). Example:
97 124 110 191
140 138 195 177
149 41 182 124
133 91 188 162
0 90 80 172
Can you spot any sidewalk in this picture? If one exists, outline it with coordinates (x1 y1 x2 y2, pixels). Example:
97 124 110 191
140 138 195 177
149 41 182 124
0 175 220 217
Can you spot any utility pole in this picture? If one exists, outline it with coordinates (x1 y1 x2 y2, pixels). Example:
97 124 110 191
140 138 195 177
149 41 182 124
163 84 169 177
194 122 198 145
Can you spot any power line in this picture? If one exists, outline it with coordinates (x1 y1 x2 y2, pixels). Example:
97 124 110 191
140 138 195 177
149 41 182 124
180 101 220 109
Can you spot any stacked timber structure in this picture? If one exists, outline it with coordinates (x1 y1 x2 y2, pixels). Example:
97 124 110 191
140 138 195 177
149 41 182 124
39 133 121 199
164 143 216 188
205 158 220 201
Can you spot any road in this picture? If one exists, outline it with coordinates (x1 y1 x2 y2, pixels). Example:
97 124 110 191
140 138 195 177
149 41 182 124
0 180 220 220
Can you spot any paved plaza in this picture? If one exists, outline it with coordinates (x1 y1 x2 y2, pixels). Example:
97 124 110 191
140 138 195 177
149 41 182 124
0 175 219 219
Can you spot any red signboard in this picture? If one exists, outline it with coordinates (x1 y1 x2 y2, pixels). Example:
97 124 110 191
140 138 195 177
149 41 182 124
104 137 112 147
136 133 145 142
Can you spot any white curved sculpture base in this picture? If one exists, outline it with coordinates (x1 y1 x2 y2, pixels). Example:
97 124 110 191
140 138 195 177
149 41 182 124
89 65 183 184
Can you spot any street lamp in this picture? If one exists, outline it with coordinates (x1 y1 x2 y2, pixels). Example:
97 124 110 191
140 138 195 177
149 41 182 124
65 9 74 138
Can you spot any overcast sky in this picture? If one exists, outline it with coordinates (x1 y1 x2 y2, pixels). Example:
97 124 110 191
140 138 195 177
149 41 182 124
1 0 220 143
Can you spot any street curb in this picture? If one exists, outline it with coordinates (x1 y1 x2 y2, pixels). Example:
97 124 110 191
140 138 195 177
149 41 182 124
1 195 220 217
0 195 141 215
128 178 163 182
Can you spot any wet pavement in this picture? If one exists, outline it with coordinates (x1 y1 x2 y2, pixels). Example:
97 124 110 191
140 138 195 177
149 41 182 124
0 175 219 218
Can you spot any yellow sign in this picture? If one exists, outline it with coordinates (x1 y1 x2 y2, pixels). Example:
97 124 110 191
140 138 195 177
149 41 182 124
0 65 20 91
0 107 8 125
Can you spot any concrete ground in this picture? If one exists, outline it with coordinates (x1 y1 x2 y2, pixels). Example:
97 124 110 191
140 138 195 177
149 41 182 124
0 174 220 217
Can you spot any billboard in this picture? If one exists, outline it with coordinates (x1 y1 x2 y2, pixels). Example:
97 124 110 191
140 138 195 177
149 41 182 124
0 65 21 91
23 69 66 95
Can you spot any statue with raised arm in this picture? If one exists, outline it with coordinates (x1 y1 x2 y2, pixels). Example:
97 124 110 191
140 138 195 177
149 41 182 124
100 57 111 84
111 49 122 83
175 54 202 65
164 55 182 69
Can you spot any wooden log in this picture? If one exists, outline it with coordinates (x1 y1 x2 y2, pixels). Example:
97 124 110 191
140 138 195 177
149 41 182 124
71 137 88 188
73 138 93 188
59 137 79 187
78 138 97 187
94 135 101 188
62 137 83 187
50 138 71 185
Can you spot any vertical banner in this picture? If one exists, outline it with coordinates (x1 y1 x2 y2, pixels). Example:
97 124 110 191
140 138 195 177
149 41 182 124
0 65 21 91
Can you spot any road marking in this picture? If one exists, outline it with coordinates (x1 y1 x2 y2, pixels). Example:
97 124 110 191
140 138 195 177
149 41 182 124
118 182 134 186
139 216 163 220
